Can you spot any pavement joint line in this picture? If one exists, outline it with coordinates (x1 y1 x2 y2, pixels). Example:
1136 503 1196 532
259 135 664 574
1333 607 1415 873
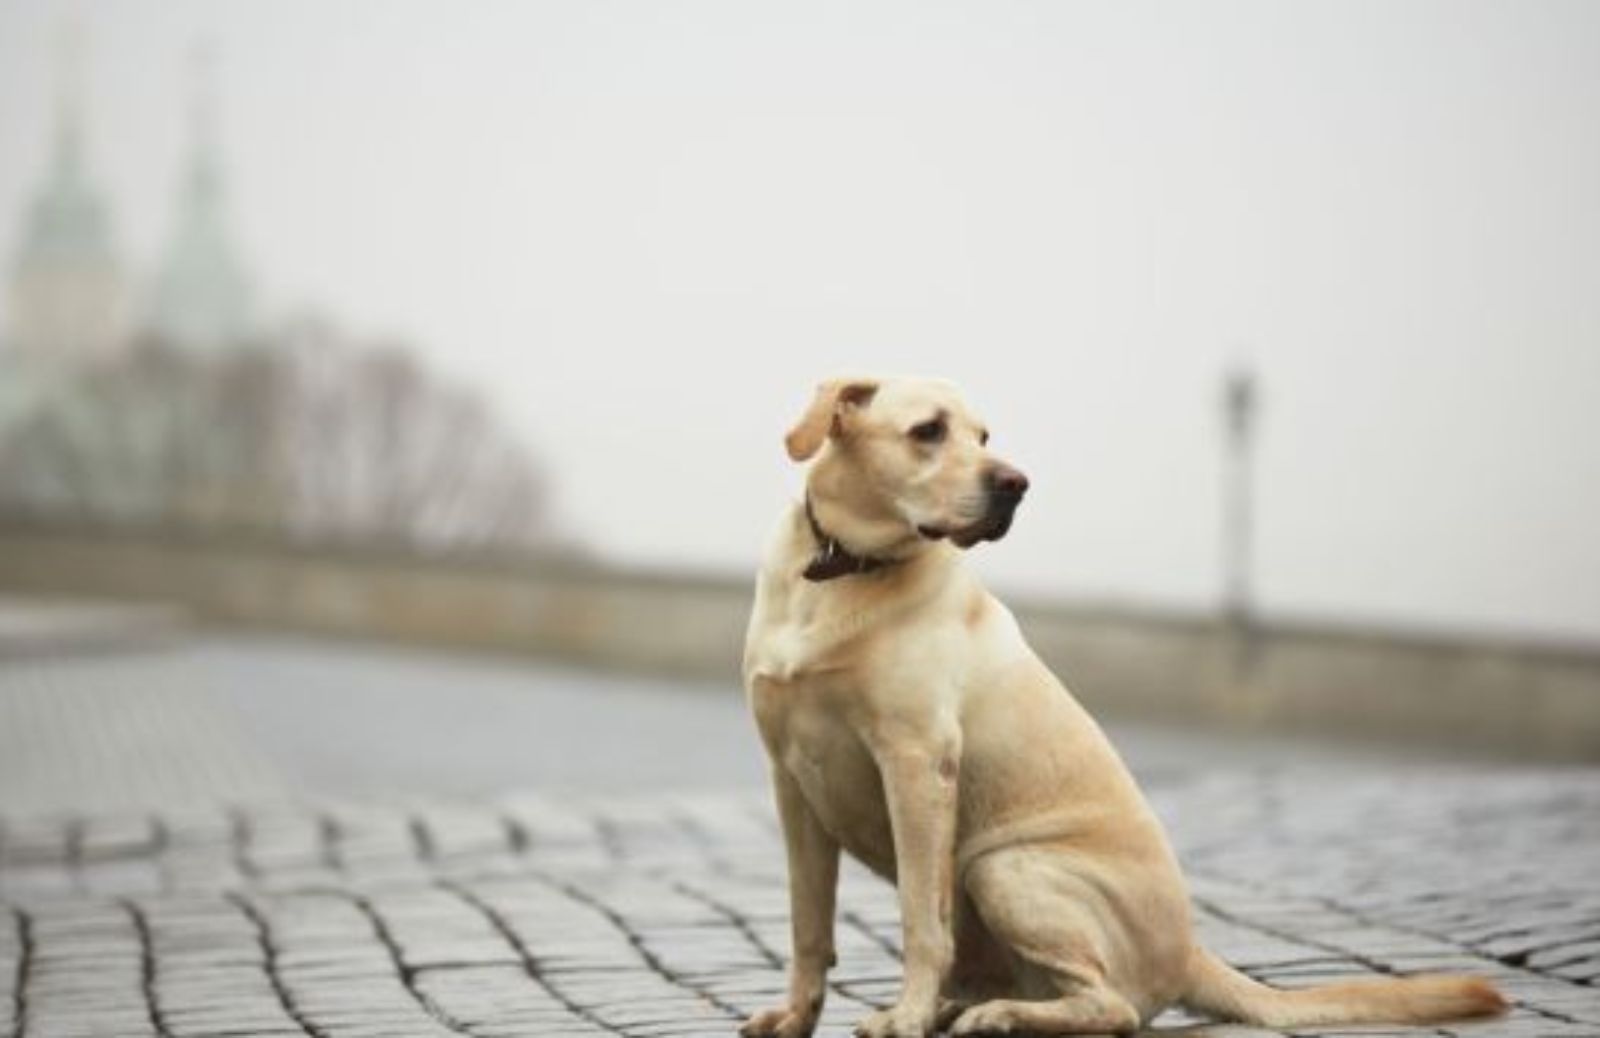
227 805 261 882
745 800 781 837
830 980 895 1011
842 908 904 964
409 813 437 863
664 807 736 876
409 961 489 974
529 867 748 1022
436 876 633 1038
497 811 530 856
7 905 29 1038
591 814 628 863
1536 946 1600 970
148 814 172 896
226 892 323 1038
344 890 482 1037
316 811 344 873
122 898 173 1038
63 817 85 897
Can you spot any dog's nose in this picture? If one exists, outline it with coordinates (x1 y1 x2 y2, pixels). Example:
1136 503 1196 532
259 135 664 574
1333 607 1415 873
988 465 1030 498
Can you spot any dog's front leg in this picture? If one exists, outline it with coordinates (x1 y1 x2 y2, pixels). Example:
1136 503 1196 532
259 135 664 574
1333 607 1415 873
742 766 840 1038
856 725 961 1038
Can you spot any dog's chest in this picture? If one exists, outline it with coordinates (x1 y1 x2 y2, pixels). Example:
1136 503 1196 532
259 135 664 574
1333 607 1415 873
746 590 882 684
754 679 896 875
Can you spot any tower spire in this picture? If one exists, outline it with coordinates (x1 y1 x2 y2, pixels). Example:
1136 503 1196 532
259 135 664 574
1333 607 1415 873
52 15 86 180
184 42 221 208
149 39 252 351
6 15 125 362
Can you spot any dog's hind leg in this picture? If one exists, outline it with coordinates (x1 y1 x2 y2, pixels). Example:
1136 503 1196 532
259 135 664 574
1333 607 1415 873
950 850 1144 1036
945 943 1139 1036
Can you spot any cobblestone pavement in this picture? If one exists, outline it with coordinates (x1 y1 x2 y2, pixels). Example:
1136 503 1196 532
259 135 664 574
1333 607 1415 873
2 769 1597 1038
1 625 1597 1037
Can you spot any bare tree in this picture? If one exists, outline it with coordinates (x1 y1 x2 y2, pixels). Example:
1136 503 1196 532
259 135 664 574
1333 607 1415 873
0 324 551 553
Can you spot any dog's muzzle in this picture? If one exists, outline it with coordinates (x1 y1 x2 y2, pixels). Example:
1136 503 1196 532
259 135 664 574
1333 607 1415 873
919 464 1030 548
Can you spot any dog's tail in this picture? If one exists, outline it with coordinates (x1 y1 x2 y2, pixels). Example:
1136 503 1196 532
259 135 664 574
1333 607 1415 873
1179 946 1508 1029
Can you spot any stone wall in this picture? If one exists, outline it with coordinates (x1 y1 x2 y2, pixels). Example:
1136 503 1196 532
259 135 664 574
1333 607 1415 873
1 523 1596 759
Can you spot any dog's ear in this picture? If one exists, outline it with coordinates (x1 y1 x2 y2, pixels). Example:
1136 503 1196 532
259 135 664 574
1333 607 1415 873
784 378 879 461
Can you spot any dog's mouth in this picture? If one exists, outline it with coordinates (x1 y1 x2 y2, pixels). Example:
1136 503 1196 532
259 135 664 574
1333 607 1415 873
917 511 1016 549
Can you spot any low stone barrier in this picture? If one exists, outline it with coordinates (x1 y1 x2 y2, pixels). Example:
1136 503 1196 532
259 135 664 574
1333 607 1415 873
1 522 1596 758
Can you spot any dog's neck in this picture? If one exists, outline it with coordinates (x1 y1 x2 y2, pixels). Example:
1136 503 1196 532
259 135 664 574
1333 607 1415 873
802 495 902 582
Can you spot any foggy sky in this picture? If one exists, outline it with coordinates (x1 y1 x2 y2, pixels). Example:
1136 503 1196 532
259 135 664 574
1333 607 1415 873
2 0 1598 643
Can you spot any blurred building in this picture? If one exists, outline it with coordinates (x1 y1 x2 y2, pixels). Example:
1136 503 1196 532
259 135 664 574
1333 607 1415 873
1 24 127 441
0 25 549 552
0 29 266 519
3 34 254 374
4 27 127 368
0 28 264 527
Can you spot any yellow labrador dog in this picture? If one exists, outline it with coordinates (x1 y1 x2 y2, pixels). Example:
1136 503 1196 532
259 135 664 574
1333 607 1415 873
741 376 1506 1037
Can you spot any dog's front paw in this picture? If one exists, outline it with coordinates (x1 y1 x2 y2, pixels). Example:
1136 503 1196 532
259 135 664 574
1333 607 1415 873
740 1005 817 1038
853 1002 935 1038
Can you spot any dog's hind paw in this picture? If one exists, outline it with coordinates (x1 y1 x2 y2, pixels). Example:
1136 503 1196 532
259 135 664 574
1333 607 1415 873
853 1003 935 1038
948 1002 1014 1035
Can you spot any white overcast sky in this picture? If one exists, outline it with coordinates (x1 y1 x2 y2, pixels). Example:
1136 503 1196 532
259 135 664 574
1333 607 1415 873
2 0 1598 643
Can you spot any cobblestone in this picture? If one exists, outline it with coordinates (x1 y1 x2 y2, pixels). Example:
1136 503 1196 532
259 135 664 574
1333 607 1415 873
0 773 1595 1037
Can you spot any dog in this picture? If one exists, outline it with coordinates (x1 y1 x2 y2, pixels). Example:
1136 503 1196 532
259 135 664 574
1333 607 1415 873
740 376 1506 1037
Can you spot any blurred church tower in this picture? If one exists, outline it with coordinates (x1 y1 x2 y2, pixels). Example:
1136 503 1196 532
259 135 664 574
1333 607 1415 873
5 20 127 365
148 45 254 351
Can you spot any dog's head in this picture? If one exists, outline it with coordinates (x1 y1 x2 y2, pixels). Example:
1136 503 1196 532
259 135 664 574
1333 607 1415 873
785 376 1028 554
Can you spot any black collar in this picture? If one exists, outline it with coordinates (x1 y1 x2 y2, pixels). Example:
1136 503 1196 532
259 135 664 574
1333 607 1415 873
802 496 897 582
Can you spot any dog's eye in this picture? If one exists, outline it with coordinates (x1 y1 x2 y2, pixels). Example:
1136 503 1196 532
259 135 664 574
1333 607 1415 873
909 418 947 445
979 429 990 446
